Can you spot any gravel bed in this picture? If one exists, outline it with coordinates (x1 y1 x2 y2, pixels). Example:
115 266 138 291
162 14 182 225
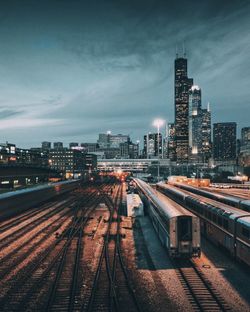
121 215 193 311
121 214 250 312
194 238 250 311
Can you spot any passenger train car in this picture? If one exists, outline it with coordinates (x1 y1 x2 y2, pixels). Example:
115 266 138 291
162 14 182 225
156 182 250 266
0 179 80 220
171 182 250 212
133 178 201 258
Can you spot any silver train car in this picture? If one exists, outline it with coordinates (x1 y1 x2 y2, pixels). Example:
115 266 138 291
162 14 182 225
172 182 250 212
0 179 80 220
157 182 250 266
133 178 201 258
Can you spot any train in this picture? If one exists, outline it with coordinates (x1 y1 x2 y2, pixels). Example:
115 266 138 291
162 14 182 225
156 182 250 266
171 182 250 212
132 178 201 258
0 179 80 220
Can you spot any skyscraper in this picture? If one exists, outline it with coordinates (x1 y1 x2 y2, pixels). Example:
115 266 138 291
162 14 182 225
143 133 163 159
213 123 236 161
166 123 176 161
174 55 193 162
201 103 212 161
239 127 250 167
41 141 51 150
53 142 63 149
188 85 202 157
97 132 129 148
241 127 250 146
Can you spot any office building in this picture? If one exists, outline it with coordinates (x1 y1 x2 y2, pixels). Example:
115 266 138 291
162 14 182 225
174 54 193 162
120 141 139 159
201 104 212 160
69 142 79 149
239 127 250 166
53 142 63 149
167 123 176 161
41 141 51 150
213 123 236 161
97 132 129 149
143 133 163 159
83 154 97 172
241 127 250 146
49 148 84 175
81 143 99 153
188 85 202 157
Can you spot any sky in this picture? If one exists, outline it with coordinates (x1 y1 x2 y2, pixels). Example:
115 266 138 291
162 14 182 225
0 0 249 148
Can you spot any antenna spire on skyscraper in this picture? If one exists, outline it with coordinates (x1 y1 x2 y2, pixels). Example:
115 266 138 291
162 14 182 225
183 42 186 58
175 45 178 59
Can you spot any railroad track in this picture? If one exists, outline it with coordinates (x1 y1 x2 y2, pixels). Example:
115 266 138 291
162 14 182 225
0 196 74 233
174 259 231 311
0 186 103 311
87 183 141 312
45 191 103 312
0 196 77 249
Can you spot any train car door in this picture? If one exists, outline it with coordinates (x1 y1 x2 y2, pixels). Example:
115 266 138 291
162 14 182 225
177 216 193 256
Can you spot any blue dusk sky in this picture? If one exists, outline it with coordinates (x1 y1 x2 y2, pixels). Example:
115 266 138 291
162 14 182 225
0 0 249 147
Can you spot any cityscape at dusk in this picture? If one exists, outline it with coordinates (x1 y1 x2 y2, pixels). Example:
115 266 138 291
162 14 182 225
0 1 250 312
0 0 249 147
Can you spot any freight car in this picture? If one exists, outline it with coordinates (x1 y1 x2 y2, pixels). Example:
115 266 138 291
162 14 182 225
172 182 250 212
133 178 201 258
0 180 80 220
156 182 250 266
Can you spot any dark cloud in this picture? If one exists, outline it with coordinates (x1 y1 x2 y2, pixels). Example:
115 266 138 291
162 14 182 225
0 0 249 147
0 109 22 119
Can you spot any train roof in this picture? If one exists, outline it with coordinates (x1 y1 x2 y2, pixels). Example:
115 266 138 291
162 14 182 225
157 182 250 220
134 179 197 219
238 216 250 227
155 190 196 218
0 179 78 201
240 200 250 207
178 183 241 205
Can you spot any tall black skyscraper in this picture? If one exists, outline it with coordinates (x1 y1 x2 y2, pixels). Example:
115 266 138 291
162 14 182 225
174 54 193 162
201 104 212 161
213 122 237 161
188 85 202 156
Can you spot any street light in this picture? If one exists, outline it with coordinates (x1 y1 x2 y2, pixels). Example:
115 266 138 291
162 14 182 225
153 118 165 182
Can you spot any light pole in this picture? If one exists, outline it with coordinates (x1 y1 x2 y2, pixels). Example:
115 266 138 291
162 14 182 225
153 118 165 182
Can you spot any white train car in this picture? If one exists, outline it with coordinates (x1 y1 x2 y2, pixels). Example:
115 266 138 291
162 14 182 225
133 178 200 258
126 193 144 217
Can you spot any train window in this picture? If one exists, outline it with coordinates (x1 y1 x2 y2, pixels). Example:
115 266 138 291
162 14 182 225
212 214 217 223
242 227 250 239
178 217 192 241
218 216 222 226
223 219 229 230
208 211 212 220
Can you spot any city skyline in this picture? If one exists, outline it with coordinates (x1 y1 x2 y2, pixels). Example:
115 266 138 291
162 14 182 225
0 0 249 147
